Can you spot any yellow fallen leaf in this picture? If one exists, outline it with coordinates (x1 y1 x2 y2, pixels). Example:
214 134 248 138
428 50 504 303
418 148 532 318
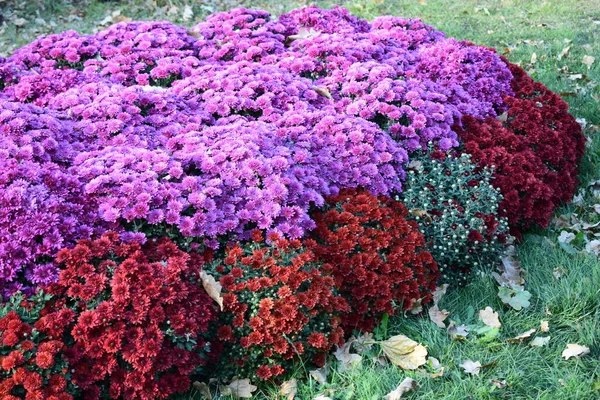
540 320 550 332
280 379 297 400
384 377 418 400
379 335 427 370
479 306 501 328
507 328 536 343
531 52 537 64
200 270 223 311
562 344 590 360
557 46 571 61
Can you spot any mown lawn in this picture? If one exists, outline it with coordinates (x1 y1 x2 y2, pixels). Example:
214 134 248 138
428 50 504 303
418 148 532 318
1 1 599 399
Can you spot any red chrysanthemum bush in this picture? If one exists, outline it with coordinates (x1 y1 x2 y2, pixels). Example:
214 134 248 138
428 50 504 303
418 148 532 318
0 292 76 400
456 61 585 236
204 230 349 381
305 189 439 333
1 232 217 400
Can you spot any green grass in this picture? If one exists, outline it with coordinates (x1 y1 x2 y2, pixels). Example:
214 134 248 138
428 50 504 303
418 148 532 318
1 0 600 399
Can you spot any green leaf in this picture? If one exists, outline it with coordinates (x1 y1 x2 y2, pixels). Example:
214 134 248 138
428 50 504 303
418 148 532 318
498 286 531 310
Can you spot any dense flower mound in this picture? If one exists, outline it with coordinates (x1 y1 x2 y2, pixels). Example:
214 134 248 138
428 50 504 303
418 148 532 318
1 233 217 399
0 6 525 295
306 189 439 332
456 60 586 235
0 7 587 393
205 230 348 380
396 151 509 285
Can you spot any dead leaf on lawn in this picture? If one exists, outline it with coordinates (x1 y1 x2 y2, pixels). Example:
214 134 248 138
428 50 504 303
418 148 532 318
384 377 418 400
429 305 450 328
309 366 329 385
379 335 428 370
432 284 449 305
334 338 362 372
192 381 212 400
428 357 444 378
408 297 424 314
460 359 482 375
507 329 536 343
553 266 568 280
531 52 537 64
227 378 257 398
530 336 551 347
182 5 194 22
312 396 333 400
562 344 590 360
491 379 507 389
200 270 223 311
447 320 470 339
280 379 297 400
540 320 550 332
557 46 571 61
583 55 595 69
479 306 501 328
13 17 28 27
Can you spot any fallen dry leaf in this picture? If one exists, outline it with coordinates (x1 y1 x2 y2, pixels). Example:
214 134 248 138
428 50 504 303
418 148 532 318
312 396 333 400
309 366 328 385
192 381 212 400
354 332 374 354
314 86 332 99
530 336 551 347
182 5 194 22
553 266 568 279
583 55 595 69
334 338 362 372
384 377 418 400
491 379 507 389
479 306 501 328
493 246 525 287
447 320 470 339
200 270 223 310
507 329 536 343
460 359 482 375
227 378 257 398
428 357 444 378
408 297 424 314
280 379 297 400
562 344 590 360
432 284 449 305
13 17 28 27
557 46 571 61
540 320 550 332
379 335 428 370
531 52 537 64
428 305 450 328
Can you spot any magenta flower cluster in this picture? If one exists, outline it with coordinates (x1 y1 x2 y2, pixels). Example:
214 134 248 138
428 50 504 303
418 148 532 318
0 6 514 296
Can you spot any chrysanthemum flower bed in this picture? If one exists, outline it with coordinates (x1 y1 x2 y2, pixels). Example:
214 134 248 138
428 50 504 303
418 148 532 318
0 6 584 398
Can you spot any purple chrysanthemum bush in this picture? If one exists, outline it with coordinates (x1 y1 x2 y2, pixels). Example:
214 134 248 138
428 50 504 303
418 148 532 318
0 6 585 396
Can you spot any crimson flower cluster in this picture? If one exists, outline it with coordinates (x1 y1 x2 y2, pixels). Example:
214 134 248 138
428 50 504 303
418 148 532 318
456 60 585 235
306 189 439 332
205 230 349 381
1 233 218 399
0 292 76 400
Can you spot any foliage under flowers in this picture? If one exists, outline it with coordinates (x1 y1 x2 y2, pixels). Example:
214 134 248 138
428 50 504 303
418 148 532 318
306 189 439 332
456 60 585 236
396 151 509 286
205 230 349 381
